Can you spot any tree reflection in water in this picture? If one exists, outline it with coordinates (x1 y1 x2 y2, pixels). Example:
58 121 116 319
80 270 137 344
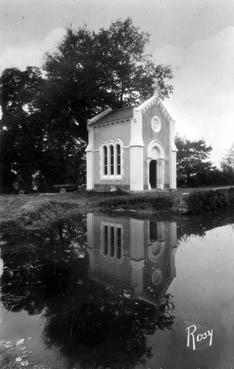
43 279 175 369
0 215 175 369
0 215 87 314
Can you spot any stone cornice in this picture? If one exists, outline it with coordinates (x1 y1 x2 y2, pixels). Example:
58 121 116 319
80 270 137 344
88 107 112 126
129 136 144 147
92 118 131 128
171 142 178 152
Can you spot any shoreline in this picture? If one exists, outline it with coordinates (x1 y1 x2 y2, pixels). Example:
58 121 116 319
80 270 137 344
0 186 234 230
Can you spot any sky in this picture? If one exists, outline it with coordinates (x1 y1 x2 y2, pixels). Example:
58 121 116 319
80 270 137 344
1 0 234 165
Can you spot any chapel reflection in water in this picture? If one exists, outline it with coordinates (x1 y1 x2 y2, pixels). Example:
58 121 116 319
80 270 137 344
87 213 177 304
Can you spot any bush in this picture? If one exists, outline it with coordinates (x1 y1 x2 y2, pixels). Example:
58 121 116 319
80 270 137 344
187 188 234 213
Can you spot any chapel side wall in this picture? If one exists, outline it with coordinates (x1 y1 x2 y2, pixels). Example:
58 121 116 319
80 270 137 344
142 104 170 188
93 121 130 188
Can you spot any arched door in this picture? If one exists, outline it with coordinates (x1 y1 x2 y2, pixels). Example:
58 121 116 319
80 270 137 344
147 140 165 190
149 160 157 189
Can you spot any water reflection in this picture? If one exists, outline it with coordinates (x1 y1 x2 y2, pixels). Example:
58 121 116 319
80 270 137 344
87 214 177 304
0 214 177 369
0 215 87 315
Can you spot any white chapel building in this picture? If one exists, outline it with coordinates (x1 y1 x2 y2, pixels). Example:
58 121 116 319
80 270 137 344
86 91 177 191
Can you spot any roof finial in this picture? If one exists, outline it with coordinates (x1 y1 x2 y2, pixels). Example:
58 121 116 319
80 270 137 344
152 79 159 97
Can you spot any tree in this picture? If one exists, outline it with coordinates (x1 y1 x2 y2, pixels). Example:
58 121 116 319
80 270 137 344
0 67 86 191
0 67 44 192
43 17 173 141
175 136 214 186
222 143 234 173
219 143 234 185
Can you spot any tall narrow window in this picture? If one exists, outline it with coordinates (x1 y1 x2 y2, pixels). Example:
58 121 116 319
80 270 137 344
103 225 108 255
150 221 158 242
110 226 115 257
116 143 121 175
116 227 122 259
103 145 108 175
101 223 123 260
110 145 114 175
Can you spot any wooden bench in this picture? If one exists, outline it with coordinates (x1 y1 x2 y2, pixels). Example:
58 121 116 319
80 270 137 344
53 184 78 193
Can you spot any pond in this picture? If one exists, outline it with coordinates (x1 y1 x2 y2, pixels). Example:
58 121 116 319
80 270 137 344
0 211 234 369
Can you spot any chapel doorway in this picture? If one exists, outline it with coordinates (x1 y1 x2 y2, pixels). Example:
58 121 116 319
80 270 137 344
149 160 157 189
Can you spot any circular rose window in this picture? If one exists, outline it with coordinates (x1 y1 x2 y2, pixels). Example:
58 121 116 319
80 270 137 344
151 115 161 133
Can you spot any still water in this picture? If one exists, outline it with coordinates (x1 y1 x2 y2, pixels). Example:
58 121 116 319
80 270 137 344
0 212 234 369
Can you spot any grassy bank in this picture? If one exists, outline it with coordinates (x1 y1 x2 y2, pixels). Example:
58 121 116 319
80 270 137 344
95 186 234 214
99 193 174 211
1 186 234 230
0 192 128 230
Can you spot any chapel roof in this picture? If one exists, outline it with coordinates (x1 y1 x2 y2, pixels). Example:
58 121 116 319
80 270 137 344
88 105 135 126
87 94 175 127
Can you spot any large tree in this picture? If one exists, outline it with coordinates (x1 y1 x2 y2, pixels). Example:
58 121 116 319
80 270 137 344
219 143 234 185
0 67 44 192
175 136 214 186
43 17 173 141
222 143 234 173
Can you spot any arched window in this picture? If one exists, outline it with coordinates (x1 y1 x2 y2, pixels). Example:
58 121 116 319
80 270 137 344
150 221 158 242
109 145 114 175
101 141 123 178
110 226 115 257
103 225 108 255
101 222 123 260
116 227 122 259
103 145 108 175
116 143 121 175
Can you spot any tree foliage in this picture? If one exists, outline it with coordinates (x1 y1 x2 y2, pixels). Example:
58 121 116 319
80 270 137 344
176 136 214 186
175 136 234 187
43 17 173 141
221 143 234 174
0 67 86 192
0 67 44 191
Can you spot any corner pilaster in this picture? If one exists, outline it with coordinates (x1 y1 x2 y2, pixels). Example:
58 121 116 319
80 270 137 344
130 218 145 297
157 158 165 189
129 108 144 191
169 120 177 189
86 126 94 190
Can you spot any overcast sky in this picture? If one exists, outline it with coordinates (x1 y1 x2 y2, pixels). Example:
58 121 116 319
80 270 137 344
1 0 234 165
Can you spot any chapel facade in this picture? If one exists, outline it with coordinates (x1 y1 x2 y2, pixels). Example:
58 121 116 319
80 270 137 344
86 91 177 191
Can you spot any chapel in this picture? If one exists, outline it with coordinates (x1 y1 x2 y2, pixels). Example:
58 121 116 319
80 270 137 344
86 90 177 191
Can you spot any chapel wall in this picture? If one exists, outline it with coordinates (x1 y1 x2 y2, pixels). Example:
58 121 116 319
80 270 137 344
89 214 132 285
93 121 131 187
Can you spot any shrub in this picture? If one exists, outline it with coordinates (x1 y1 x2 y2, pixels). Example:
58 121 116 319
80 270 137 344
187 188 234 213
